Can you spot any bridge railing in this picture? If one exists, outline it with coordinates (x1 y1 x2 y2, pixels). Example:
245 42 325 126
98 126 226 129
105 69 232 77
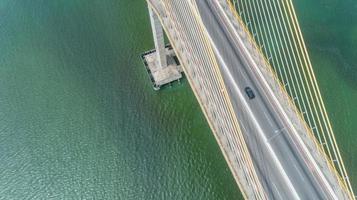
229 0 355 198
147 0 268 199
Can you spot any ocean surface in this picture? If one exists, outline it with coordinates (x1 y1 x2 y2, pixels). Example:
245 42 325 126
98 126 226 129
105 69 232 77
0 0 355 199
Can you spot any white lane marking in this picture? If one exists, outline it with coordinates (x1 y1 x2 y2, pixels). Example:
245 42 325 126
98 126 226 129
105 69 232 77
293 164 306 183
268 128 285 142
213 2 338 199
240 123 247 133
272 182 283 200
263 111 275 128
203 23 301 200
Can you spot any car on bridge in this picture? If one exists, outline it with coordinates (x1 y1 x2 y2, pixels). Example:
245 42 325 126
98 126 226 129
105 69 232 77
245 87 255 99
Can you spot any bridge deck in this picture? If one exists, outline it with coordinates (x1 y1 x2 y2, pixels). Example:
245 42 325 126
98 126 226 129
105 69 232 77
196 0 349 199
146 0 353 199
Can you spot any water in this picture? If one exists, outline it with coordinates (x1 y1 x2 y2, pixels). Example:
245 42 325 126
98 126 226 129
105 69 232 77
0 0 355 199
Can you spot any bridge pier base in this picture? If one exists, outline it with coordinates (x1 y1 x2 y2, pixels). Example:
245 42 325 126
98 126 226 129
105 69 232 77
141 5 183 90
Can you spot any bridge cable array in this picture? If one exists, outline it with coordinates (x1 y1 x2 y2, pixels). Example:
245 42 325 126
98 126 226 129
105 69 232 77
230 0 355 198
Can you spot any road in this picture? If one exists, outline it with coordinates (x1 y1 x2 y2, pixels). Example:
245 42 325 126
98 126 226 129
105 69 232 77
195 0 334 199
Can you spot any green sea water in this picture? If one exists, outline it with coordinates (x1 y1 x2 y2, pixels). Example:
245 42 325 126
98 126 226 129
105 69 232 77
0 0 355 199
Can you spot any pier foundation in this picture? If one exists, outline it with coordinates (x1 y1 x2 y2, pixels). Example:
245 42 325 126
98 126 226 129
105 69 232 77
141 5 183 90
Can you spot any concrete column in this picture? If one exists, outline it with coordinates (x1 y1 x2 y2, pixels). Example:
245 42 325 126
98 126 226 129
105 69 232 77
148 5 167 69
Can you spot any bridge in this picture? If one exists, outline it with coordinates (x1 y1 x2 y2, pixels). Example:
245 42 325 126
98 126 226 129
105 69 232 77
143 0 356 199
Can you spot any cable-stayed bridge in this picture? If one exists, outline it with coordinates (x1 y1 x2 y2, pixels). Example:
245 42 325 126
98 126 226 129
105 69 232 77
143 0 355 199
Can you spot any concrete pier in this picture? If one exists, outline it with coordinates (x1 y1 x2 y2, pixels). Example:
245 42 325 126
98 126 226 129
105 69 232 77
141 45 183 90
141 5 183 90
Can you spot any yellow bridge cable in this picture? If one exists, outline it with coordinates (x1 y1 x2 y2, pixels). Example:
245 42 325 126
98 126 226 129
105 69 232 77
187 1 267 197
236 0 335 185
237 0 327 157
274 0 330 161
285 0 355 196
153 0 268 198
231 0 355 198
228 0 350 197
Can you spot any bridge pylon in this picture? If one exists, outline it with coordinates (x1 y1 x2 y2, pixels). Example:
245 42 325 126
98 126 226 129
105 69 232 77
148 6 167 69
141 4 183 90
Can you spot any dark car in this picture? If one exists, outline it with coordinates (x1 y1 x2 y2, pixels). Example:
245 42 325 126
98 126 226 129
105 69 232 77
245 87 255 99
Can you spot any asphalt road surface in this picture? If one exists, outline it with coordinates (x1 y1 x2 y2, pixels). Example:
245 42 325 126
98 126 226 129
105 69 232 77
196 0 335 199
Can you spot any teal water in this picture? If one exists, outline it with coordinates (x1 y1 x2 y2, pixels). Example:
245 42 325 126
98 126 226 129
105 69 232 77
0 0 355 199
